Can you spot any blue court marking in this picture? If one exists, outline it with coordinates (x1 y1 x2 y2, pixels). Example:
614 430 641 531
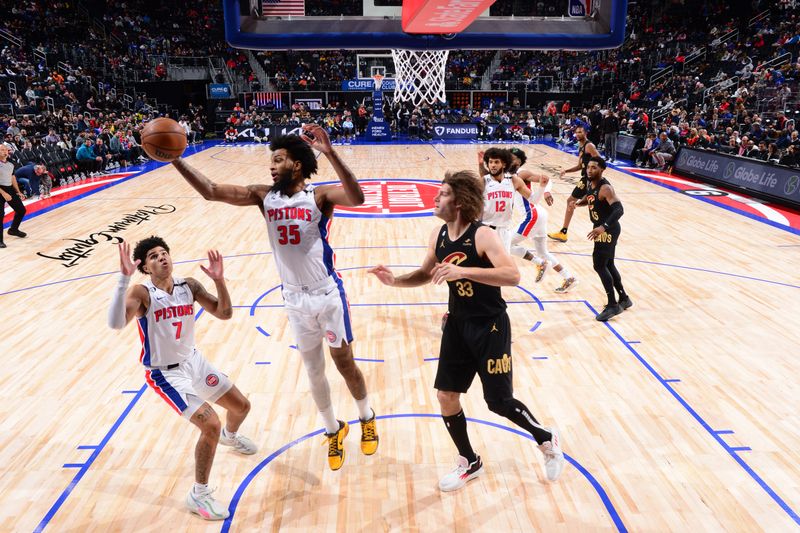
195 308 204 321
289 345 297 350
76 445 98 450
255 326 271 338
3 142 221 229
121 390 139 394
731 447 753 452
219 413 627 533
553 252 800 291
35 383 148 533
423 357 439 362
6 244 797 299
550 141 800 237
612 165 800 238
353 357 385 363
529 320 542 333
531 356 549 360
627 340 641 345
538 298 800 525
62 463 85 468
255 361 271 365
429 143 448 159
714 430 735 435
663 379 681 383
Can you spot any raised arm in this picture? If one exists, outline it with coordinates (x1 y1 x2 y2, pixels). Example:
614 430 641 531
172 157 269 207
477 150 487 177
511 174 532 200
186 250 233 320
308 124 365 208
108 242 148 329
368 226 439 288
431 226 520 287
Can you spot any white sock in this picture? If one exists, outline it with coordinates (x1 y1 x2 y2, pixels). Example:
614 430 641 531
320 406 339 434
355 396 373 421
193 482 209 495
558 267 572 279
222 427 235 439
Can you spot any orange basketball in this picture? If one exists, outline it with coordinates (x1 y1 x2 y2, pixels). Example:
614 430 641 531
141 118 187 162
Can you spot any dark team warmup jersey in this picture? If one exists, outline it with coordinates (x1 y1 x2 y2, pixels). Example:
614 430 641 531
435 222 506 319
586 177 620 254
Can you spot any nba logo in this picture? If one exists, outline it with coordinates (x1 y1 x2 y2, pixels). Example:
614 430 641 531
568 0 591 17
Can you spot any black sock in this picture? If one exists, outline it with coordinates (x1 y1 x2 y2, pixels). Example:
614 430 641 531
501 399 552 445
561 227 568 233
442 410 477 463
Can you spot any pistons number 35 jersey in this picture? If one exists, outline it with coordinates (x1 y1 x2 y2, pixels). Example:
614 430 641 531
264 184 340 287
137 277 196 367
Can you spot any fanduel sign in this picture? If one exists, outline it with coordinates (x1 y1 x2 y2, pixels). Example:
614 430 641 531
342 79 397 91
674 147 800 206
433 123 495 140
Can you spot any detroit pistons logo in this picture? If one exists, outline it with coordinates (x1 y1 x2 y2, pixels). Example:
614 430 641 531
324 179 440 218
442 252 468 266
206 374 219 387
326 330 338 343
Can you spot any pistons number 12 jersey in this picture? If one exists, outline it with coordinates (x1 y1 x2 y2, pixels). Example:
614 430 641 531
482 173 515 229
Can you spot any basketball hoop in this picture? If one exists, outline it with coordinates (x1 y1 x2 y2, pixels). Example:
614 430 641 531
391 49 449 106
372 73 385 91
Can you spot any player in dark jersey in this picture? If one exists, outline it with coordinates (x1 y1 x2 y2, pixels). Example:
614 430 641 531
577 156 632 321
548 125 600 242
369 170 564 492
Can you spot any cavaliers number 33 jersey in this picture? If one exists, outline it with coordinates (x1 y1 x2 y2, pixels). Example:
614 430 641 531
137 277 196 367
436 222 507 319
264 184 339 287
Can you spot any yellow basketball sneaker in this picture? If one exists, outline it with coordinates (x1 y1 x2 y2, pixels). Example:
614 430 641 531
360 409 379 455
548 230 568 242
324 420 348 471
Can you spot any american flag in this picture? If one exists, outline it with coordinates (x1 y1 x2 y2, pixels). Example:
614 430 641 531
254 92 284 108
262 0 304 16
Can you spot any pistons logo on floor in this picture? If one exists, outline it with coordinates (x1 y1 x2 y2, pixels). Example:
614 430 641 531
206 374 219 387
331 179 440 218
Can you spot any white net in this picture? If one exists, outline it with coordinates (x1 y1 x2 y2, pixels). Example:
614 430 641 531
391 49 449 106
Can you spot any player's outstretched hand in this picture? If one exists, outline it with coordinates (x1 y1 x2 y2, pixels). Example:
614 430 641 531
301 124 332 154
367 265 395 286
587 226 606 241
544 191 554 206
118 242 140 276
200 249 225 281
431 262 462 285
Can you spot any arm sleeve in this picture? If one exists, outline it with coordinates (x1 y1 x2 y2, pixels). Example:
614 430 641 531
603 201 624 227
108 274 132 330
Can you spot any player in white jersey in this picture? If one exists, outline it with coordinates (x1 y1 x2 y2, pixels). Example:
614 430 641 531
172 124 378 472
478 148 533 251
107 237 257 521
478 148 578 292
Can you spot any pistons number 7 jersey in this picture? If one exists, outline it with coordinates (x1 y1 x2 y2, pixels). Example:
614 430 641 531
264 184 340 288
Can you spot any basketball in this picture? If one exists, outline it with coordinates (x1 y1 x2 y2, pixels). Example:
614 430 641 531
141 118 187 162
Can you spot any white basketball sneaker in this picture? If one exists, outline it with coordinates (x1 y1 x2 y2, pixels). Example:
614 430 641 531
538 427 565 481
219 431 258 455
186 487 229 520
438 455 483 492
